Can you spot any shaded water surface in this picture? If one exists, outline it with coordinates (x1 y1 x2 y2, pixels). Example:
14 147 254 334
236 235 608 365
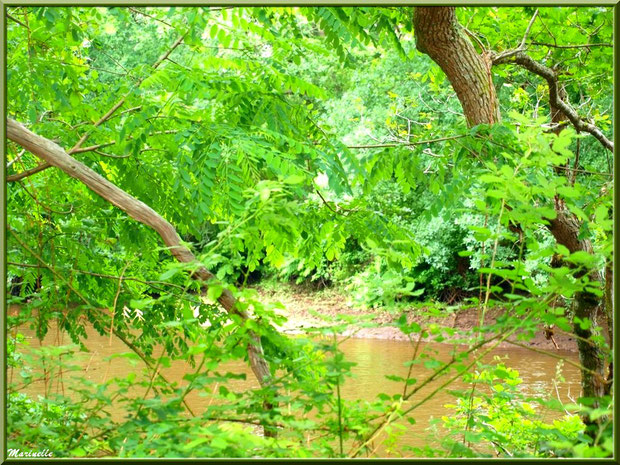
12 322 581 455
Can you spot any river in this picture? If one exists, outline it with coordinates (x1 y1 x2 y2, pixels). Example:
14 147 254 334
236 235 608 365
11 321 581 457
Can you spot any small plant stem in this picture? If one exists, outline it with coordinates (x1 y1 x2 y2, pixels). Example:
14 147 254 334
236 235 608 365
480 198 506 333
333 331 344 457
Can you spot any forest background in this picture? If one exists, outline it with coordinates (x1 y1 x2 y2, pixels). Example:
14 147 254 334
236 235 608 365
3 5 616 459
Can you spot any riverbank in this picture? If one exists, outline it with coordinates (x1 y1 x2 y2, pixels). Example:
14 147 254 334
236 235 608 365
255 283 579 353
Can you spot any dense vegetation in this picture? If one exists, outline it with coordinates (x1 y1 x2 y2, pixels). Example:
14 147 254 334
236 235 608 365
6 6 614 458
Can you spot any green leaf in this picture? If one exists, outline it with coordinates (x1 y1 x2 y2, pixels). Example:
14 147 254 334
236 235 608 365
283 174 305 184
207 284 223 302
159 267 180 281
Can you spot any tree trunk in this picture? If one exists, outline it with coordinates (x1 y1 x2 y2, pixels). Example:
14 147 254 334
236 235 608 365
413 7 501 127
603 258 613 396
413 6 608 422
548 206 606 400
7 118 277 436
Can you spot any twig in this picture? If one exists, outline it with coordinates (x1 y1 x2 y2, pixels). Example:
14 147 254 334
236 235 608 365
315 189 345 216
71 141 117 154
536 15 557 46
165 57 190 70
463 26 487 54
7 12 27 28
7 128 176 182
128 7 174 28
503 340 598 376
7 149 26 168
16 180 74 215
94 150 130 159
402 331 424 398
152 33 187 70
7 162 51 182
109 263 130 346
53 59 125 76
531 41 613 49
347 134 467 149
519 9 539 50
91 45 129 74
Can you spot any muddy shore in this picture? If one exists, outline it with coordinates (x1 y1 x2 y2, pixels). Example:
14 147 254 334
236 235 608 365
255 284 579 352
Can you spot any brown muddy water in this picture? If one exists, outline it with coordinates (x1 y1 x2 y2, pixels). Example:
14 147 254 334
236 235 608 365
11 322 581 457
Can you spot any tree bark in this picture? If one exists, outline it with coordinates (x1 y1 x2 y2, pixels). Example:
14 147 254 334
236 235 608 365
413 7 501 127
7 118 276 436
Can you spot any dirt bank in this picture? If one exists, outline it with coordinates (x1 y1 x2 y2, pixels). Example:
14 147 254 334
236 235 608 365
255 284 579 352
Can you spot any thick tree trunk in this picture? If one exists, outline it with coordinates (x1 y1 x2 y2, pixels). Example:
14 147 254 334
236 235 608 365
413 7 501 127
7 118 277 436
412 7 609 423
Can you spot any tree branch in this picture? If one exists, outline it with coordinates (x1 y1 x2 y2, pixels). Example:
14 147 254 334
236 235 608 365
492 51 614 152
6 118 274 407
6 125 177 182
70 31 187 155
6 162 51 182
7 13 28 28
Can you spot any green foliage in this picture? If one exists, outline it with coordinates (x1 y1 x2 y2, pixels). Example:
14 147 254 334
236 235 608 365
439 364 613 458
347 260 421 309
6 5 613 459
